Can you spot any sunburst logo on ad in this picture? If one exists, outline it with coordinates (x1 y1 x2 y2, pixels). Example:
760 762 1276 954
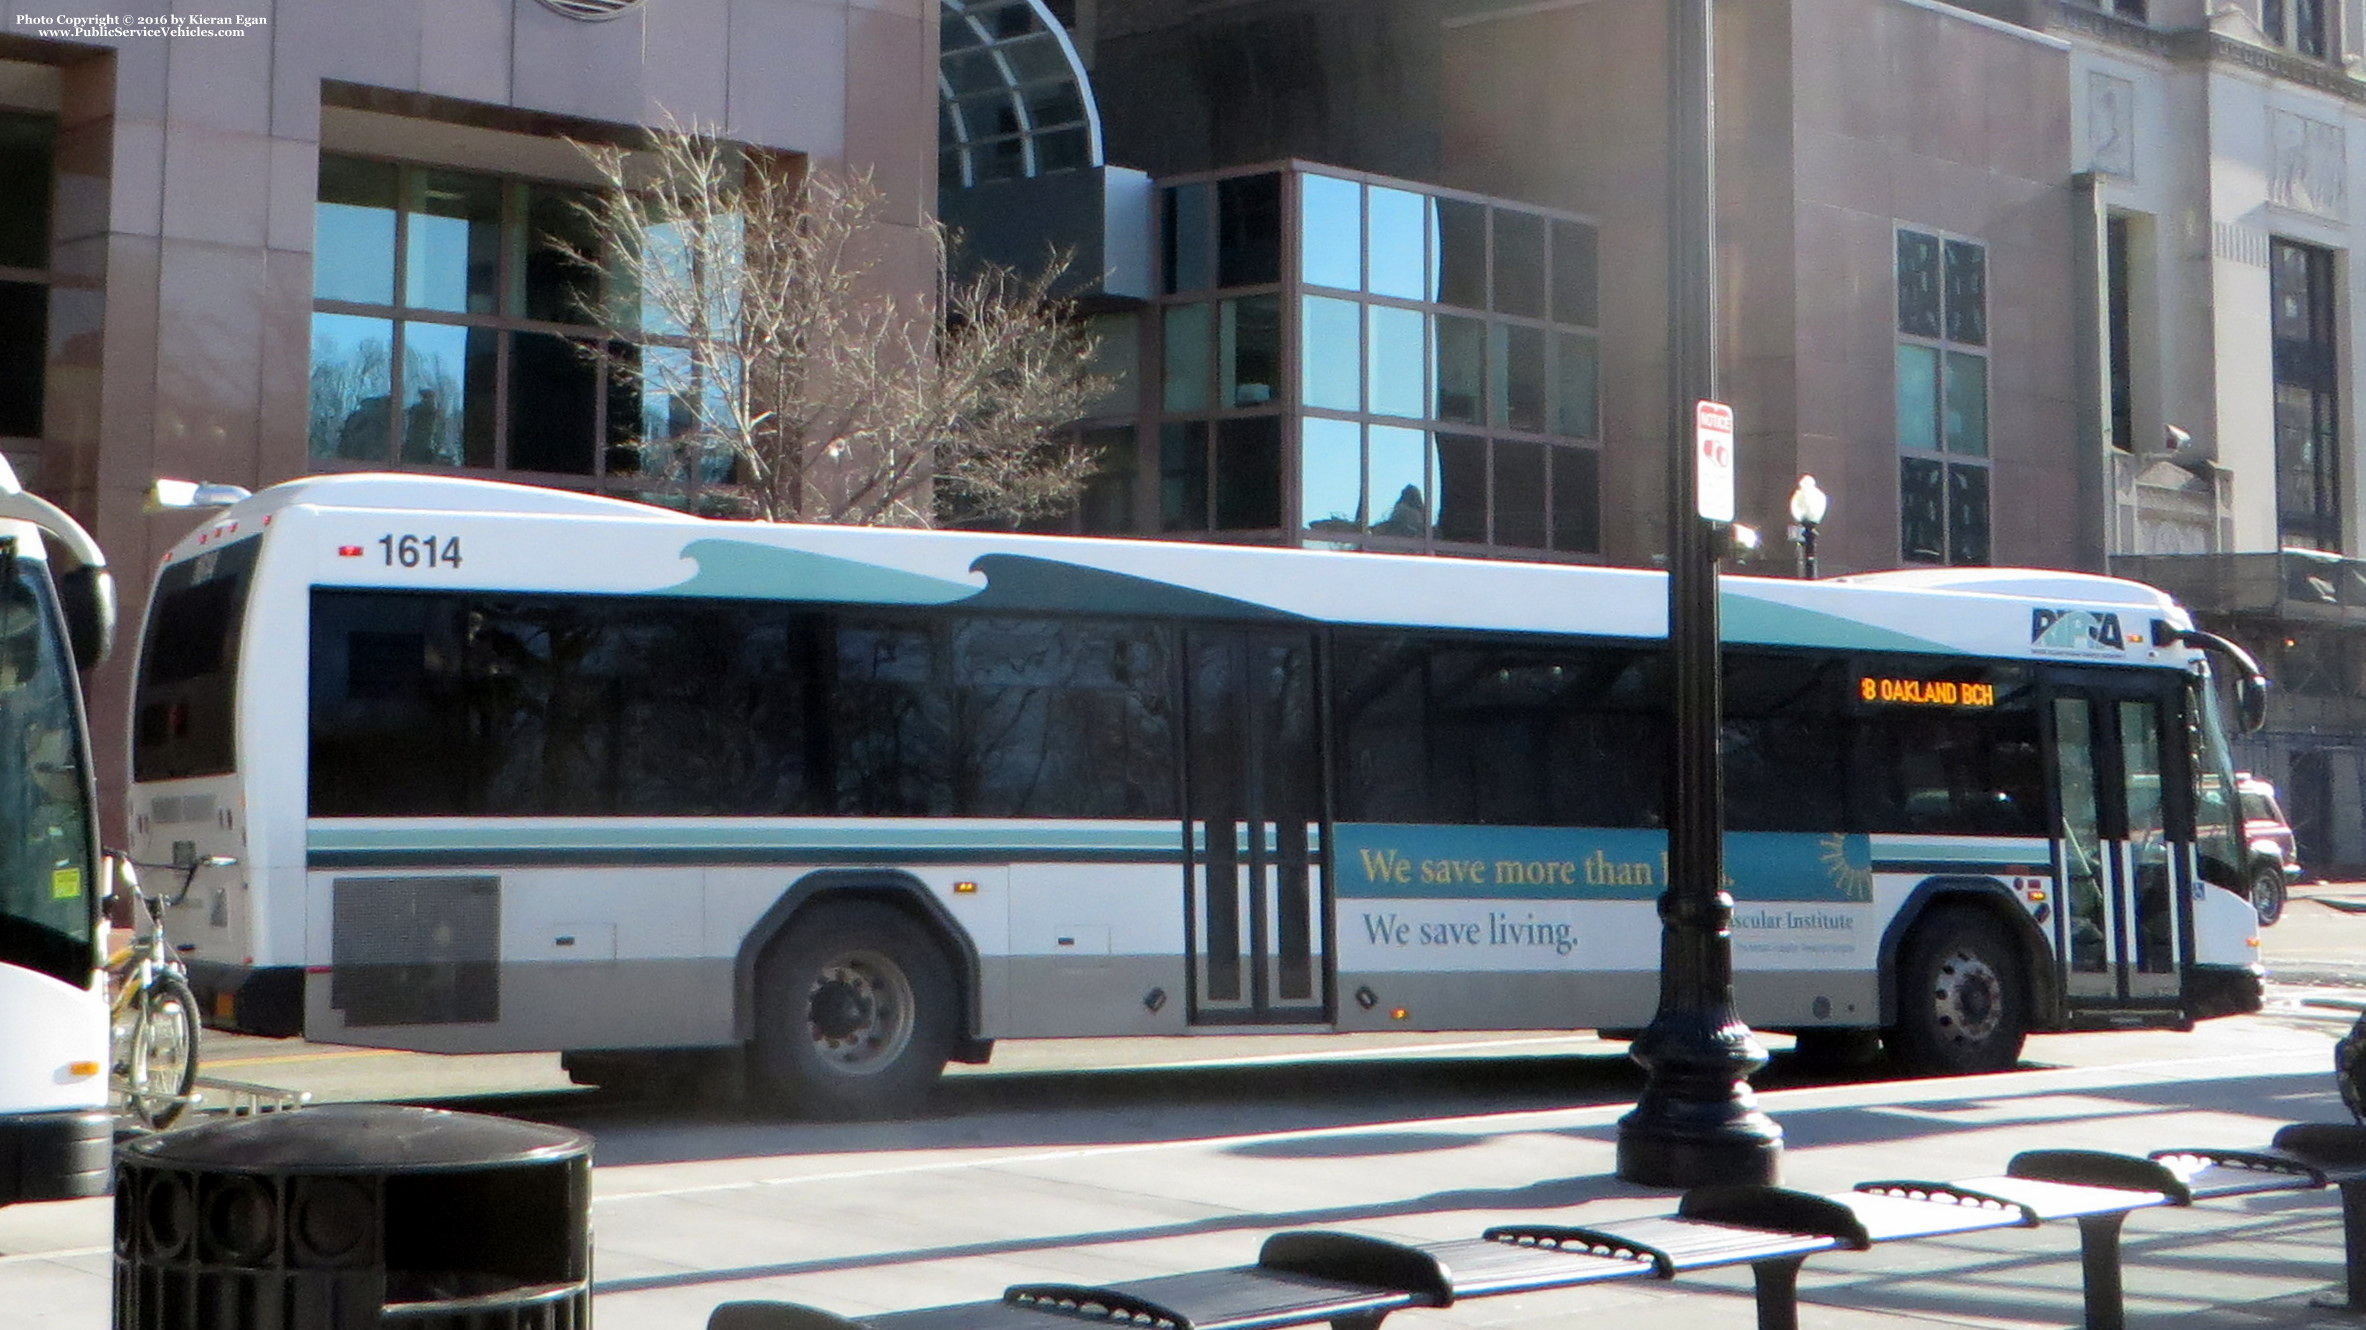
1820 834 1873 902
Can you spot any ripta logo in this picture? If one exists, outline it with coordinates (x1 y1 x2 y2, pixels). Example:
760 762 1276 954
2031 608 2127 653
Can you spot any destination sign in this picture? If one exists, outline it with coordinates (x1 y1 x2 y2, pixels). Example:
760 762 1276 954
1858 675 1996 708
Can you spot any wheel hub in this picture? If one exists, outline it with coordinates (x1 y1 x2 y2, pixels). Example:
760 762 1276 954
1934 952 2002 1043
809 976 872 1042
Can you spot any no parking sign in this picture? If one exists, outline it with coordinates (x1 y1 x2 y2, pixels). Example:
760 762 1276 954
1695 399 1734 523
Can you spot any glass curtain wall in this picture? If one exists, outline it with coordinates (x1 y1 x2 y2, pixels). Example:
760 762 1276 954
1145 165 1602 558
311 154 719 506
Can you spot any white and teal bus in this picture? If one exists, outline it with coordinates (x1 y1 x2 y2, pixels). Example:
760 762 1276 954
127 473 2267 1117
0 457 114 1199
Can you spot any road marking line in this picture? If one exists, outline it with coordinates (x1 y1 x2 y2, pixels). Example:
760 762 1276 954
204 1048 406 1068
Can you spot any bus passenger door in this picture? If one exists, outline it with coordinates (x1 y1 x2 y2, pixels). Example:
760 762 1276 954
1183 629 1328 1025
2049 679 2186 1011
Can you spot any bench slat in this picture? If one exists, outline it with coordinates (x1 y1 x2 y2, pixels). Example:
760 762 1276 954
2147 1148 2326 1198
1414 1236 1657 1298
1482 1218 1837 1275
1008 1270 1415 1330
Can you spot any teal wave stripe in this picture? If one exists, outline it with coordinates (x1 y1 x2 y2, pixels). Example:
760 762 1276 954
1721 592 1959 655
664 539 981 604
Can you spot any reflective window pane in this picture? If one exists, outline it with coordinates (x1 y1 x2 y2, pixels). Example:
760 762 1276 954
1367 424 1430 539
1160 420 1208 531
627 344 705 481
1222 295 1280 408
1301 416 1363 533
1944 239 1986 345
1552 332 1598 438
1367 304 1425 419
1300 173 1362 291
1217 174 1280 287
1897 229 1941 337
1164 183 1211 293
523 183 601 325
315 156 398 305
399 322 496 467
1492 210 1545 317
1367 186 1429 301
308 312 394 460
405 170 503 314
1084 310 1140 417
1301 295 1362 411
1901 456 1946 563
1214 415 1281 529
0 281 44 437
1947 462 1990 564
1493 323 1545 432
1551 219 1598 326
0 113 53 270
1077 426 1137 535
1163 302 1211 412
508 332 597 474
1896 344 1939 450
1436 198 1486 311
1944 350 1988 456
1434 314 1484 425
1551 446 1599 552
1436 433 1487 543
1494 438 1547 547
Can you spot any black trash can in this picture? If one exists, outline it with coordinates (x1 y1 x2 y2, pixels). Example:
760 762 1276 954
114 1103 591 1329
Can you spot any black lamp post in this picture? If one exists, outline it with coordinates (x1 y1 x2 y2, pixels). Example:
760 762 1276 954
1614 0 1783 1190
1789 475 1828 579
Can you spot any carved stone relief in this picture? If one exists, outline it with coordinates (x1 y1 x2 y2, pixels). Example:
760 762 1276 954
2087 72 2136 178
2270 108 2346 219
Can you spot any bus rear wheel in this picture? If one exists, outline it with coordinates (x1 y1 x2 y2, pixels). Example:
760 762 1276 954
750 902 956 1120
1889 906 2027 1077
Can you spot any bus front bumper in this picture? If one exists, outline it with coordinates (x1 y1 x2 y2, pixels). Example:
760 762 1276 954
184 960 305 1038
2189 963 2266 1020
0 1109 112 1205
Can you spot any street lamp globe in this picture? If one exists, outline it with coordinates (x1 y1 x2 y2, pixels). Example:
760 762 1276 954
1788 475 1828 579
1788 475 1828 527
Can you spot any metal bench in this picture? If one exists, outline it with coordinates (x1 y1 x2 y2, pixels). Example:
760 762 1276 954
705 1131 2362 1330
711 1232 1463 1330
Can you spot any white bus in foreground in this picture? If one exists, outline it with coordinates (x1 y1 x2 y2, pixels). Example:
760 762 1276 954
0 457 114 1200
128 473 2268 1117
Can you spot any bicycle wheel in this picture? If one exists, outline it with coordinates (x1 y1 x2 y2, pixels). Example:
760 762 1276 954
124 972 200 1129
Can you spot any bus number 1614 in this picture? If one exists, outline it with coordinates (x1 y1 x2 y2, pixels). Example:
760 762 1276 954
377 534 462 568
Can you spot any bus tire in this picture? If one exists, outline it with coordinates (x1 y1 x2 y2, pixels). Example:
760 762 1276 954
750 901 956 1120
1888 906 2027 1076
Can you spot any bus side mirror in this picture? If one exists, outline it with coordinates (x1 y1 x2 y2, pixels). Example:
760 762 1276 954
2234 675 2269 735
2153 619 2270 735
55 564 114 672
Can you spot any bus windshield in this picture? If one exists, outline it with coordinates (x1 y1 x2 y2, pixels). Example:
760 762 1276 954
2189 665 2247 892
0 544 97 989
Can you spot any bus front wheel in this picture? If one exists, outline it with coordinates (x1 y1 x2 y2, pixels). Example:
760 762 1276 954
1888 906 2027 1076
750 901 956 1120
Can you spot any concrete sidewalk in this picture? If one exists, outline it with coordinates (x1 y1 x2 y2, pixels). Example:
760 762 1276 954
573 1017 2365 1330
7 1009 2362 1329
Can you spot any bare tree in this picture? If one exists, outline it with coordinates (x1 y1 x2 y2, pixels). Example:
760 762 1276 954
568 121 1107 526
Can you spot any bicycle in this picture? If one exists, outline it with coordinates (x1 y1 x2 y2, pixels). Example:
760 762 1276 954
104 854 229 1129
